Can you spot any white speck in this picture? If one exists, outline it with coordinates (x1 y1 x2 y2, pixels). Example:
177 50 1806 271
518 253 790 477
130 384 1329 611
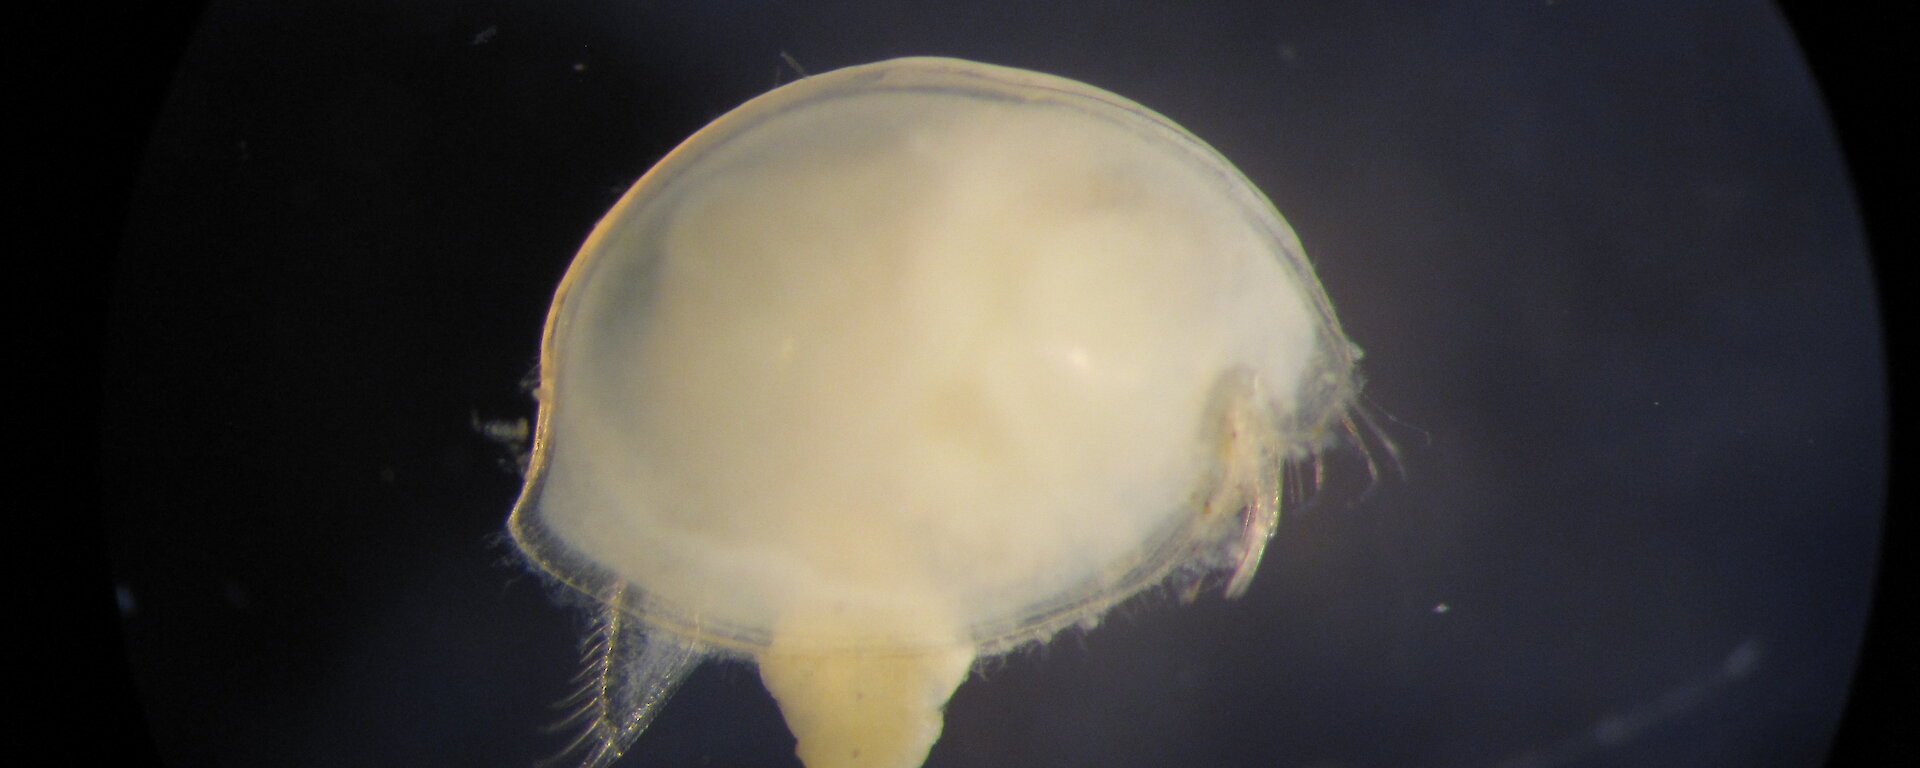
1432 602 1450 613
1722 638 1762 679
1592 714 1631 744
472 25 497 46
222 581 251 610
115 584 137 618
471 409 530 443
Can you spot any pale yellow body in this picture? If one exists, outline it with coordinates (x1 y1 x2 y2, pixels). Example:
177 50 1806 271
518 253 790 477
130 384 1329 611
508 57 1357 768
760 638 974 768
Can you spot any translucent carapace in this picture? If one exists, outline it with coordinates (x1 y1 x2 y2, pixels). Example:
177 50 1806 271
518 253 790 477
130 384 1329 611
508 56 1359 768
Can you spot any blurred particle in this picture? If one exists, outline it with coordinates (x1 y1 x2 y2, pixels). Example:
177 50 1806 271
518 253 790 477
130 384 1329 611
116 584 137 618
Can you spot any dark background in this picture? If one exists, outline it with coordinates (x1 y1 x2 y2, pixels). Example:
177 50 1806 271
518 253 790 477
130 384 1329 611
63 1 1900 766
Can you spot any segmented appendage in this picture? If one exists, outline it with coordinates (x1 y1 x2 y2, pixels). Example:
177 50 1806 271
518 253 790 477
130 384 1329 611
1184 370 1287 602
542 585 703 768
1212 375 1285 600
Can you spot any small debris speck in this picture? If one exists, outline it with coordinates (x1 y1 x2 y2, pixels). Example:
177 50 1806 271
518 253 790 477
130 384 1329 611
115 584 137 618
1722 639 1762 678
222 581 252 610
